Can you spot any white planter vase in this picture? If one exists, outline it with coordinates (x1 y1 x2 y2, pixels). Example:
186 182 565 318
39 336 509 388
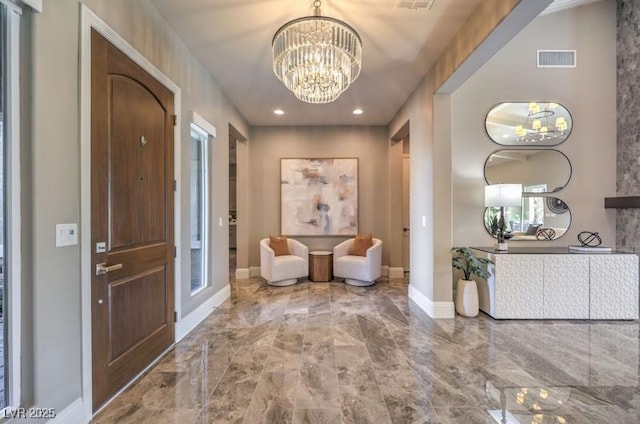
456 278 479 317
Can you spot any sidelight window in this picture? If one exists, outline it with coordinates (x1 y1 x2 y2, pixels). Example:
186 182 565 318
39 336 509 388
190 124 210 294
0 0 23 412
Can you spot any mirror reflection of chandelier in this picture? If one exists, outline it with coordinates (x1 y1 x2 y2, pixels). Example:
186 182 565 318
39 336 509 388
272 0 362 103
514 102 569 142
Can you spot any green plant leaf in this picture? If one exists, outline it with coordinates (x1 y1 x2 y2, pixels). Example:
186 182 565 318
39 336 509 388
451 246 492 280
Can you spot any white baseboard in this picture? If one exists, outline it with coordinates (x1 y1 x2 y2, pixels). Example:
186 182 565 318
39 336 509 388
175 284 230 342
408 284 455 319
46 397 84 424
235 268 250 279
388 267 404 279
381 265 389 276
250 266 261 277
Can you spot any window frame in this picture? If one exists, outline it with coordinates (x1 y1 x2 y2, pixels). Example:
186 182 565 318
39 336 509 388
189 112 215 297
0 0 22 412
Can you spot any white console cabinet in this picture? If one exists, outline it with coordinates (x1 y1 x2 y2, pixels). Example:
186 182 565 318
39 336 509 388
473 248 638 320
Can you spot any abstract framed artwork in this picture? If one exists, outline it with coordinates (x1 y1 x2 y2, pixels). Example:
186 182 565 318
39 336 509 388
281 158 358 236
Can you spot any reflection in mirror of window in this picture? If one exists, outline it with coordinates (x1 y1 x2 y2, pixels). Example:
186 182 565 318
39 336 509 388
486 102 572 146
484 197 571 241
190 124 210 294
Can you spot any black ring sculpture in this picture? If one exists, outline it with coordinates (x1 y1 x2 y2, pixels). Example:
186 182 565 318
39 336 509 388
536 228 556 240
577 231 602 247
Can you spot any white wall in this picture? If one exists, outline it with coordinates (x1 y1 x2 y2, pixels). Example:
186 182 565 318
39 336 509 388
247 126 389 267
29 0 248 413
452 1 616 251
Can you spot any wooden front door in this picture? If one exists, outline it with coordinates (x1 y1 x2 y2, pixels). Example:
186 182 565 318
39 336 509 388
91 29 175 411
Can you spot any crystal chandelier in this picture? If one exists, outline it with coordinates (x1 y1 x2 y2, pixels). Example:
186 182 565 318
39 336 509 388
272 0 362 103
514 102 569 142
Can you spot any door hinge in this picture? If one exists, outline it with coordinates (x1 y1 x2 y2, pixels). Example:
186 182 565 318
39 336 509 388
174 246 177 258
174 311 178 322
172 114 177 126
173 180 177 191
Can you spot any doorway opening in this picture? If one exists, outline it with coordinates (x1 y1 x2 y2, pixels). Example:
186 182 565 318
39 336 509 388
391 121 410 277
402 135 410 274
229 134 237 276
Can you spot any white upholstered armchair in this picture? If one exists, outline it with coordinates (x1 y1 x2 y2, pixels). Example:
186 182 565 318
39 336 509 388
260 237 309 286
333 238 382 286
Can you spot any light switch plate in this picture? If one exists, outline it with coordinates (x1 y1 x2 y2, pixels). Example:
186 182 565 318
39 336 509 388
56 223 78 247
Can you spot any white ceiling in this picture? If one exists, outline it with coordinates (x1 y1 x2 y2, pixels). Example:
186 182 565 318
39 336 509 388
150 0 601 127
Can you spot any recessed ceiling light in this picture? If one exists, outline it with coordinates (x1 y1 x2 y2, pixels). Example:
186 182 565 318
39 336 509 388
274 109 285 115
353 108 364 115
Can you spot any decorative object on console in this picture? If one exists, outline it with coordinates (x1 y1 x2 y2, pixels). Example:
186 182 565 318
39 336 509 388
568 245 612 253
577 231 602 247
484 184 522 251
333 237 382 286
260 237 309 286
281 158 358 236
451 247 493 318
536 228 556 240
272 0 362 103
569 231 611 252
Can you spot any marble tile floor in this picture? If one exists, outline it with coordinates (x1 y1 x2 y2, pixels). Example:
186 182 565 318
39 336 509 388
92 276 640 423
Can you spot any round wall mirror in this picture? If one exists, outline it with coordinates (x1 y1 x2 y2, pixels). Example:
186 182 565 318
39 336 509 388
485 149 571 194
486 102 572 146
483 196 571 241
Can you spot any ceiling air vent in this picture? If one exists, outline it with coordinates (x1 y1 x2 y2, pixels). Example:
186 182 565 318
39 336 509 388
537 50 576 68
394 0 436 11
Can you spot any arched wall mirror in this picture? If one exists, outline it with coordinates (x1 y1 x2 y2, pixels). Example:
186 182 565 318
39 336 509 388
486 102 573 146
483 197 571 241
484 149 571 194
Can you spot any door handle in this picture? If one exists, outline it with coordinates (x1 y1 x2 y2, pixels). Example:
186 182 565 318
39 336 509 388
96 262 123 275
403 227 410 232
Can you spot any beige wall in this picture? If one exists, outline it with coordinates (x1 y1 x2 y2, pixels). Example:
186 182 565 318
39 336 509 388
385 0 546 309
452 1 616 252
29 0 247 412
388 78 439 300
247 126 389 267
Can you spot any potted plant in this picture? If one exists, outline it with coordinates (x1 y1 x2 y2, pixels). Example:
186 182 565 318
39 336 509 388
451 247 493 317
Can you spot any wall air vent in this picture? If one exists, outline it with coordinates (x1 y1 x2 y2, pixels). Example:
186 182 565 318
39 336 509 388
537 50 576 68
394 0 436 11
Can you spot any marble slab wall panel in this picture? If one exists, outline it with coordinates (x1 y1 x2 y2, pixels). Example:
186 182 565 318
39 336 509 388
617 1 640 253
